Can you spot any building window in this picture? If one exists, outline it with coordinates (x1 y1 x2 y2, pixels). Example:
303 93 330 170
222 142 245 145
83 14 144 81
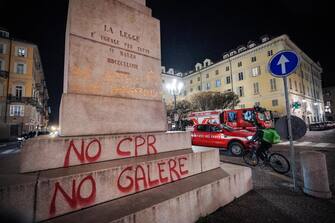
215 79 221 87
0 43 6 54
272 99 278 107
238 72 244 81
15 85 23 98
238 61 242 67
0 82 4 96
183 90 187 96
255 102 260 106
17 47 27 57
190 88 193 92
251 66 260 77
267 50 273 56
206 73 209 78
226 76 231 84
190 79 193 84
240 104 245 109
162 80 165 84
289 78 292 89
253 82 259 94
270 78 277 91
251 56 257 62
206 83 211 90
197 76 200 81
226 66 229 71
10 105 24 117
0 59 4 70
294 80 298 91
16 63 26 74
215 70 219 75
238 86 244 97
197 85 201 91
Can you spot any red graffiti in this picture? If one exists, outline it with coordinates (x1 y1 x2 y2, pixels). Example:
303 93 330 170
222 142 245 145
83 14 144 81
63 139 102 167
117 156 188 193
116 135 158 158
49 175 96 216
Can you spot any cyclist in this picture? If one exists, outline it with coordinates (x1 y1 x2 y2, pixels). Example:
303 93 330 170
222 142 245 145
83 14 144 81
249 122 272 161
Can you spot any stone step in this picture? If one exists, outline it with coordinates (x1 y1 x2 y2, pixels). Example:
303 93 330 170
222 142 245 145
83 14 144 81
44 164 252 223
20 131 191 173
1 147 219 222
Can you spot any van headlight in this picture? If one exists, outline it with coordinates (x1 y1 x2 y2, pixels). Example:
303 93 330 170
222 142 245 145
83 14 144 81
246 136 253 140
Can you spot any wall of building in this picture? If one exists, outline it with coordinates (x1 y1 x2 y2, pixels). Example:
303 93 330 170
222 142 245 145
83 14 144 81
161 35 324 124
0 31 50 138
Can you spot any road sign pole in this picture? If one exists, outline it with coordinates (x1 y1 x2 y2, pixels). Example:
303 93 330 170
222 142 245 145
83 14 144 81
283 76 297 191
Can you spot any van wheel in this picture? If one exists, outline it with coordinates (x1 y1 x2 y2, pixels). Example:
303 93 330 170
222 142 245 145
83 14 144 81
228 142 244 156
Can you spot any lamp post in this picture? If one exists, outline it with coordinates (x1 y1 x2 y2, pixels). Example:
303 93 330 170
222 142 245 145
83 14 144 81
166 78 184 130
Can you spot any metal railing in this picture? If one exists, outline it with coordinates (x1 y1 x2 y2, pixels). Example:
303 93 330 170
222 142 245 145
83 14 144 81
7 95 38 106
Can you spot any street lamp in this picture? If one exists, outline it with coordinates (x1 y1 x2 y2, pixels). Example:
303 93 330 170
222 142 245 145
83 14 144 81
166 78 184 130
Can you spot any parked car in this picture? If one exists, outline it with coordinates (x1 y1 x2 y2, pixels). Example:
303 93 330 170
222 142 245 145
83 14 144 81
309 123 327 131
324 121 335 129
191 123 254 156
37 130 50 136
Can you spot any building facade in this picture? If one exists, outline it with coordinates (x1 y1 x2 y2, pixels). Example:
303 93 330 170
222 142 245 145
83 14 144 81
323 86 335 121
162 35 324 124
0 29 49 138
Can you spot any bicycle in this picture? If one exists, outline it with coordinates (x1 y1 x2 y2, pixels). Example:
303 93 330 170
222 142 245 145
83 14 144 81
243 142 290 174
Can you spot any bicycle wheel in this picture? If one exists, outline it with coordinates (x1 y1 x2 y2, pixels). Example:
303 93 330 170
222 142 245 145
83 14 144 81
243 150 259 166
269 153 290 174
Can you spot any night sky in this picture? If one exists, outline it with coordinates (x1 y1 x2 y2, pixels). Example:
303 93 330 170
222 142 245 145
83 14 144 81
0 0 333 124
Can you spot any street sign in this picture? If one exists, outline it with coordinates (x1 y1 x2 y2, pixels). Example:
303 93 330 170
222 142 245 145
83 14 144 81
268 50 299 77
275 116 307 140
268 50 300 191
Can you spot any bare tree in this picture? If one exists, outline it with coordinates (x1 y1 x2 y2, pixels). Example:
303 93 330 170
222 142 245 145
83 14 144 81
191 91 239 111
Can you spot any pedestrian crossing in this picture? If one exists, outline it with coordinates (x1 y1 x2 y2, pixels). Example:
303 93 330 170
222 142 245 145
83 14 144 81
0 148 20 155
277 141 335 148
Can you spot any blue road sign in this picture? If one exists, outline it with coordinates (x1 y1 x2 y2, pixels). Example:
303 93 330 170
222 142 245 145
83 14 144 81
268 50 299 77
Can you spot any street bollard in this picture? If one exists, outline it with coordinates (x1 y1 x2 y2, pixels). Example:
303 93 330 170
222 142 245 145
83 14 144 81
300 151 332 199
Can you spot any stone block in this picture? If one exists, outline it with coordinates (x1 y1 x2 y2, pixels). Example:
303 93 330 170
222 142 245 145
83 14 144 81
61 0 163 136
20 131 191 173
59 94 167 137
45 164 253 223
34 147 219 221
64 0 160 99
0 174 37 222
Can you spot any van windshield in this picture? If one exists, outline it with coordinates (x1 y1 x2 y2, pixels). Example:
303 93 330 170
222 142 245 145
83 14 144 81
257 111 272 121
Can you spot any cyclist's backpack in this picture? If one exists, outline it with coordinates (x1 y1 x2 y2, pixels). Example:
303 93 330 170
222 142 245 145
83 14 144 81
261 128 281 144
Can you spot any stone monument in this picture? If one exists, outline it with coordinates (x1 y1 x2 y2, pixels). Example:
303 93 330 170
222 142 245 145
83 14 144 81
59 0 167 136
0 0 252 222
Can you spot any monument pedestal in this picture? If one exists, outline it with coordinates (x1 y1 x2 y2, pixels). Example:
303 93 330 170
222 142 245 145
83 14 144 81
59 93 168 136
45 164 252 223
0 1 253 222
0 149 252 223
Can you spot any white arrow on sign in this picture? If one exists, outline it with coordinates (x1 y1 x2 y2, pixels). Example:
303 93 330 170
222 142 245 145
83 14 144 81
277 54 290 74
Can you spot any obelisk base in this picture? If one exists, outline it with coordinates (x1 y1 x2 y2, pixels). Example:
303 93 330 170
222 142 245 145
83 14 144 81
59 93 168 136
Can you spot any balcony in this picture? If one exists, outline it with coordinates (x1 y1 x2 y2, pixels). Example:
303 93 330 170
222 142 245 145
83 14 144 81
0 70 9 78
7 95 38 106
